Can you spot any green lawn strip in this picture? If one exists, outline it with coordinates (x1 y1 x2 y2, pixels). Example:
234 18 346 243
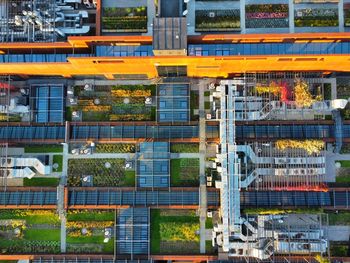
23 177 59 187
0 210 60 224
151 209 161 254
204 101 211 110
338 160 350 167
150 106 157 121
170 143 199 153
204 91 210 97
53 155 63 172
336 174 350 183
170 159 181 186
328 212 350 225
24 229 60 241
67 235 105 244
67 211 115 221
24 145 63 153
205 218 213 229
123 170 136 186
66 107 72 121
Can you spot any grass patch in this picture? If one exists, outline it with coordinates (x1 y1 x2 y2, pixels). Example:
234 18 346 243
171 158 200 187
336 173 350 183
151 210 161 254
151 106 156 121
23 177 59 187
123 170 136 186
66 107 72 121
24 229 60 241
67 235 105 244
338 161 350 167
330 243 349 256
170 143 199 153
204 101 211 110
206 218 213 229
95 143 135 153
67 210 115 221
24 145 63 153
53 155 63 172
328 212 350 225
204 91 210 97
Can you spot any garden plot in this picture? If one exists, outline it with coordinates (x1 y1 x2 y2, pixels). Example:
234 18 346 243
66 210 115 254
0 210 60 254
68 158 135 187
171 158 200 187
151 210 200 255
69 85 156 122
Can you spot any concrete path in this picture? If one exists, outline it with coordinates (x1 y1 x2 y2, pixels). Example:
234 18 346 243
325 152 350 182
327 226 350 241
198 79 208 254
58 143 69 253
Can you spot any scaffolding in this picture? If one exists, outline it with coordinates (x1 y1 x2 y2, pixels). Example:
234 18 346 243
239 141 327 192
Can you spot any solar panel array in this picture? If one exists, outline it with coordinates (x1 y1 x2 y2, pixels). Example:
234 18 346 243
0 189 57 206
0 189 349 209
31 84 65 123
157 84 190 123
0 125 65 141
240 191 332 208
116 208 149 255
137 142 170 188
70 124 199 140
68 188 202 207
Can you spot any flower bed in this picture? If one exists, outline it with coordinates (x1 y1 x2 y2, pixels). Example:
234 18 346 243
275 139 324 155
96 143 135 153
102 7 147 32
294 8 338 27
195 9 240 32
246 4 288 28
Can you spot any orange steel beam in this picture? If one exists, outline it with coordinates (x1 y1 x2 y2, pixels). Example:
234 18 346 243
2 54 350 78
1 32 349 51
151 255 218 261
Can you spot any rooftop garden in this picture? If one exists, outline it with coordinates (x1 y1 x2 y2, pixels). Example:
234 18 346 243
69 85 156 122
0 210 60 254
254 79 323 108
195 9 240 32
245 4 289 28
171 158 200 187
295 8 339 27
66 210 115 254
102 7 148 33
151 209 200 254
275 139 324 155
67 158 135 187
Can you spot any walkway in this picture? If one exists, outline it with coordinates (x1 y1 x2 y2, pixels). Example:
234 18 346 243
58 143 69 253
198 79 209 254
327 226 350 241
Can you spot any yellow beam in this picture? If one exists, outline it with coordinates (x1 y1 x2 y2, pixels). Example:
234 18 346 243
0 55 350 78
